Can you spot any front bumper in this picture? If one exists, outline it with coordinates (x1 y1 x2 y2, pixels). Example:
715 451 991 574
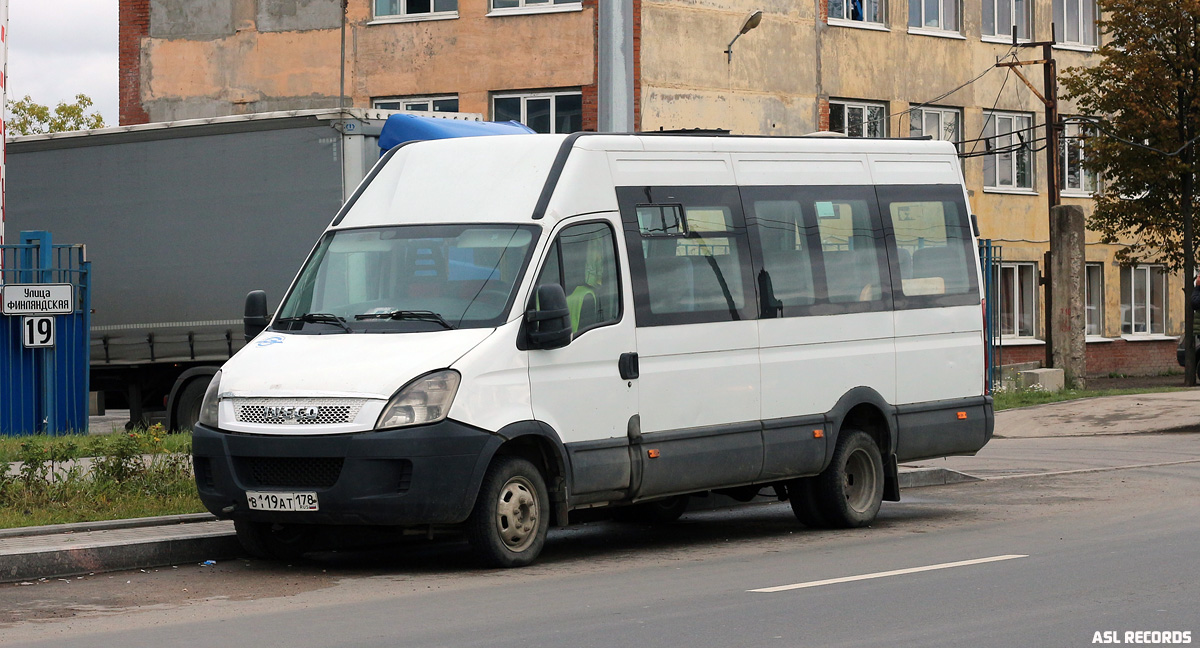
192 420 501 526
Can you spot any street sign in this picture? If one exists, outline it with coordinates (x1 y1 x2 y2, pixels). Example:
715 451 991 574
1 283 74 315
22 316 54 348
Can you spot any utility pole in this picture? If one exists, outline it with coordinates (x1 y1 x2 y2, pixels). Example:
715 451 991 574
996 26 1060 368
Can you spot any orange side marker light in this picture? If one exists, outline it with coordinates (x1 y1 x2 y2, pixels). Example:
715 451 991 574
647 449 661 459
813 429 824 438
957 411 968 420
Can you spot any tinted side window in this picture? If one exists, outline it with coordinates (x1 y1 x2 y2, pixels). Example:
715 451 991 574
745 186 890 317
534 221 621 335
878 185 979 309
618 186 755 326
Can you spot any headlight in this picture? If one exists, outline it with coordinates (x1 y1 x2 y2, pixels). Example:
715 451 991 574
376 370 461 429
198 370 222 427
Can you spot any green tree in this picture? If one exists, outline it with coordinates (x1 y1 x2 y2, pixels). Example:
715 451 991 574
6 94 105 135
1060 0 1200 385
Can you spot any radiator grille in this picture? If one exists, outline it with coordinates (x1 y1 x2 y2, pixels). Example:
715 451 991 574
232 398 366 425
236 457 344 489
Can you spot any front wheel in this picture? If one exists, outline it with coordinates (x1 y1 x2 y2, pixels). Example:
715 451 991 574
466 456 549 568
813 429 884 528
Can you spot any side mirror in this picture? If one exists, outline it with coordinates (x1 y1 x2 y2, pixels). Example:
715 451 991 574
525 284 572 350
244 290 269 342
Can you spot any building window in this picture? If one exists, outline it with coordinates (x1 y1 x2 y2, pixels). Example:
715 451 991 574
375 0 457 19
1061 119 1098 195
493 91 582 134
1085 263 1103 335
828 0 885 25
829 100 887 138
909 0 959 32
982 0 1029 40
491 0 580 11
373 96 460 113
1053 0 1097 46
1121 265 1166 335
1000 262 1037 337
983 111 1034 191
910 106 961 149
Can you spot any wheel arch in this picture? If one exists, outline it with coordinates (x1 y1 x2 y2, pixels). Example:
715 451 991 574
824 387 900 500
167 366 220 431
464 421 572 527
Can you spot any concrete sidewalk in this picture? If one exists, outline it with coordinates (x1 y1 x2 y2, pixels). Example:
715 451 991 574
3 389 1199 583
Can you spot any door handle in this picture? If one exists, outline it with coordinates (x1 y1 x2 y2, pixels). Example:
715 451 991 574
619 352 639 380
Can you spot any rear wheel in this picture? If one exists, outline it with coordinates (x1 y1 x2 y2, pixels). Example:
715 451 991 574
466 456 549 568
813 429 884 528
234 520 314 560
786 477 830 528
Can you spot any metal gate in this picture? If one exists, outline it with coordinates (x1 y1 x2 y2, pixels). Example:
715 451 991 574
978 239 1003 389
1 230 91 435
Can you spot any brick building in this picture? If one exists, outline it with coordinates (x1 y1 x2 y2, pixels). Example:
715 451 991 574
119 0 1186 377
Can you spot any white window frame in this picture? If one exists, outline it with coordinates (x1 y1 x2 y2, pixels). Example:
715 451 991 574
372 0 458 23
1121 265 1167 336
1060 118 1098 196
910 106 961 147
372 95 460 113
1000 262 1038 338
1053 0 1097 47
829 100 888 138
981 0 1030 42
492 90 582 134
488 0 582 16
828 0 887 27
1085 262 1103 336
909 0 960 34
983 111 1035 192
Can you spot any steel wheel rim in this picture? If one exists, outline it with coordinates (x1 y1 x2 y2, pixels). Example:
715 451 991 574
843 448 877 513
495 475 539 552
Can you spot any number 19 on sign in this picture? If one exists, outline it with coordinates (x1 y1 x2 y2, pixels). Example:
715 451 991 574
22 316 55 348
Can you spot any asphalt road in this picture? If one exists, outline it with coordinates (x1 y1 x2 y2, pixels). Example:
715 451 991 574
2 438 1197 648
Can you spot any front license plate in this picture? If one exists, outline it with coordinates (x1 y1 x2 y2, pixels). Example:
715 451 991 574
246 491 319 512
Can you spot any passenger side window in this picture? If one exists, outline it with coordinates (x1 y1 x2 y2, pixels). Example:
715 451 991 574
534 221 621 334
619 186 754 326
878 186 978 308
744 199 817 315
813 198 886 304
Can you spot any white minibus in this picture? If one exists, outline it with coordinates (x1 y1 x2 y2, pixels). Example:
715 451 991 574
193 131 993 567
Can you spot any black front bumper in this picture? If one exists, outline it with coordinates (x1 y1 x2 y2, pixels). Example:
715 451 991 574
192 420 502 526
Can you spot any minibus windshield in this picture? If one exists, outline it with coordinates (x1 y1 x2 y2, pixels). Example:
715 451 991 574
274 224 540 333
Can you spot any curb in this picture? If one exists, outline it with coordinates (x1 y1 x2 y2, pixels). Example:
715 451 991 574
897 467 981 488
0 513 217 541
1 525 241 584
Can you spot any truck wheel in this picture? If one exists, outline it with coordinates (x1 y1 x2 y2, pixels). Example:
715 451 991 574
786 477 831 528
234 520 313 561
466 456 549 568
614 495 689 524
813 429 883 528
173 378 207 433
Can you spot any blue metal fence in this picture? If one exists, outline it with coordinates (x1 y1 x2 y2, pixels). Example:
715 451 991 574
1 231 92 435
978 239 1002 389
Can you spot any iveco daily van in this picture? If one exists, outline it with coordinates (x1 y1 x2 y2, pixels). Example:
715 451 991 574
192 130 994 567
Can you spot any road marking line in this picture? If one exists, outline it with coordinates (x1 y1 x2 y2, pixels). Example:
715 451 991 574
748 554 1028 593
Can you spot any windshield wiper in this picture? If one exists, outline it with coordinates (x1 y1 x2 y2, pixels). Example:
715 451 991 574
354 310 454 330
276 313 353 333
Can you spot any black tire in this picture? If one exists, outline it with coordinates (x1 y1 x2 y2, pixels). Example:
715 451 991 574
812 429 884 528
466 456 549 568
786 477 831 528
172 378 207 433
234 520 314 560
614 495 690 524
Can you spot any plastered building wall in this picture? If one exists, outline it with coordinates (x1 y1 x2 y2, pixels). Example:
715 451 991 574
127 0 594 122
123 0 1184 372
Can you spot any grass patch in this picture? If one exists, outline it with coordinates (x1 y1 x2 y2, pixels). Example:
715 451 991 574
994 386 1188 411
0 424 205 529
